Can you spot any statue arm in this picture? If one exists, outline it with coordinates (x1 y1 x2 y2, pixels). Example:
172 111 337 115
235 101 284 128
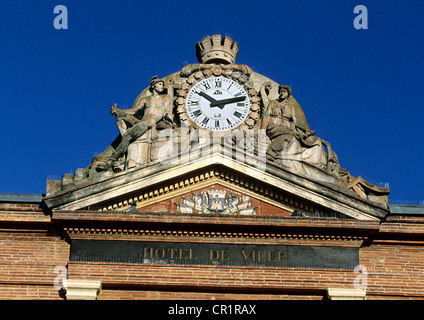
260 82 272 109
285 104 315 137
260 82 273 129
261 112 270 129
111 103 137 117
111 100 147 128
162 95 174 124
284 104 296 122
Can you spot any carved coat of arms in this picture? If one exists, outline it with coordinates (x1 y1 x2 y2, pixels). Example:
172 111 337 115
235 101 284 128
176 189 257 215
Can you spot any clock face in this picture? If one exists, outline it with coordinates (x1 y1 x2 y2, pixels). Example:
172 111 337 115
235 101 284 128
186 77 250 131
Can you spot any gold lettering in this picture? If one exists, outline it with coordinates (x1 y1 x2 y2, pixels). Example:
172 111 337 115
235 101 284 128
210 249 219 260
179 249 188 259
209 249 230 261
241 250 250 261
168 248 178 259
155 248 165 259
221 250 229 261
278 251 287 262
143 247 154 259
268 251 277 262
257 251 267 262
251 250 265 262
189 249 198 260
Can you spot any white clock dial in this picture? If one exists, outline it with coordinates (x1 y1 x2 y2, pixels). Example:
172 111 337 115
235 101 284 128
186 77 250 131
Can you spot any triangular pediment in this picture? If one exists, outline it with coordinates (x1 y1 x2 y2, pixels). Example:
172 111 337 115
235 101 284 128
43 148 388 221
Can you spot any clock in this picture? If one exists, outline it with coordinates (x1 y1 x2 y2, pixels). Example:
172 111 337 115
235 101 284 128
185 77 250 131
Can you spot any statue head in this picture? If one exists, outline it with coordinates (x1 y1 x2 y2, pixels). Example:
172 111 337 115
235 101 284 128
278 85 292 100
149 76 165 93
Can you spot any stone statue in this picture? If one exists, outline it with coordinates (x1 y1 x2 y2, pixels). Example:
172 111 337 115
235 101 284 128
260 82 343 182
97 76 174 171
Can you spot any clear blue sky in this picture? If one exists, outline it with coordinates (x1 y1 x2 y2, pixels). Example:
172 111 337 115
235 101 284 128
0 0 423 204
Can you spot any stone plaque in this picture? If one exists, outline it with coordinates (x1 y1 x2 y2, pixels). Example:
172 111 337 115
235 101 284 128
70 240 359 269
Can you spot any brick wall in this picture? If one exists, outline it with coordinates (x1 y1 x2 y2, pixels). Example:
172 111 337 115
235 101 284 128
1 201 424 300
360 243 424 299
0 202 69 300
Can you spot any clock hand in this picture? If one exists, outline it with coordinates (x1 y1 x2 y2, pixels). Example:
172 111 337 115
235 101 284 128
197 91 227 109
210 96 246 108
197 91 219 104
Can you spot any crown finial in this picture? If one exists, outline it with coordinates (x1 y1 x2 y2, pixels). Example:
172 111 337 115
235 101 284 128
196 34 239 64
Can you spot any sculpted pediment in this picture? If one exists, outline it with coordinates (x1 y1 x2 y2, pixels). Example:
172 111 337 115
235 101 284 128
43 35 390 222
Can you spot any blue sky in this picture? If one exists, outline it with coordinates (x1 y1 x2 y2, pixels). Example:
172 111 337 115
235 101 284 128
0 0 423 204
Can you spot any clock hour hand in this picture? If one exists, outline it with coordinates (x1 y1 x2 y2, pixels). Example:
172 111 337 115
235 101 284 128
197 91 219 104
210 96 246 108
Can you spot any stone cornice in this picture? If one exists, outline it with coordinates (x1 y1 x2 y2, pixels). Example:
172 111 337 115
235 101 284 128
44 149 388 221
52 210 380 234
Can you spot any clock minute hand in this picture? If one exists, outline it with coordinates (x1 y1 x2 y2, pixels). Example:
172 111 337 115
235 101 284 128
210 96 246 108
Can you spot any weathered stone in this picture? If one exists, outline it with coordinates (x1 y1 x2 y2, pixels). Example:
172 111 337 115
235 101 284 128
74 168 86 181
327 288 366 300
46 179 61 196
196 34 238 65
61 174 73 190
63 279 102 300
44 34 390 216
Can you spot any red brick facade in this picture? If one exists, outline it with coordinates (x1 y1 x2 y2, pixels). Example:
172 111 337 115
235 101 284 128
1 198 424 300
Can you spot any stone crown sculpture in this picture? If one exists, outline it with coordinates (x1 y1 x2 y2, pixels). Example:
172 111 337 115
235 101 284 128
196 35 239 65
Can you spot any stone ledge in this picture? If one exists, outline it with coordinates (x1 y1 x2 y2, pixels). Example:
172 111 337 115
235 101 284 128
63 279 102 300
327 288 366 300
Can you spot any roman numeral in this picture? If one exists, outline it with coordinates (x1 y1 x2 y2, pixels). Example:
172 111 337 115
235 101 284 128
234 92 243 97
215 120 220 128
234 111 242 118
214 79 222 88
201 117 209 125
202 82 211 90
237 102 245 107
190 100 199 106
193 110 202 118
